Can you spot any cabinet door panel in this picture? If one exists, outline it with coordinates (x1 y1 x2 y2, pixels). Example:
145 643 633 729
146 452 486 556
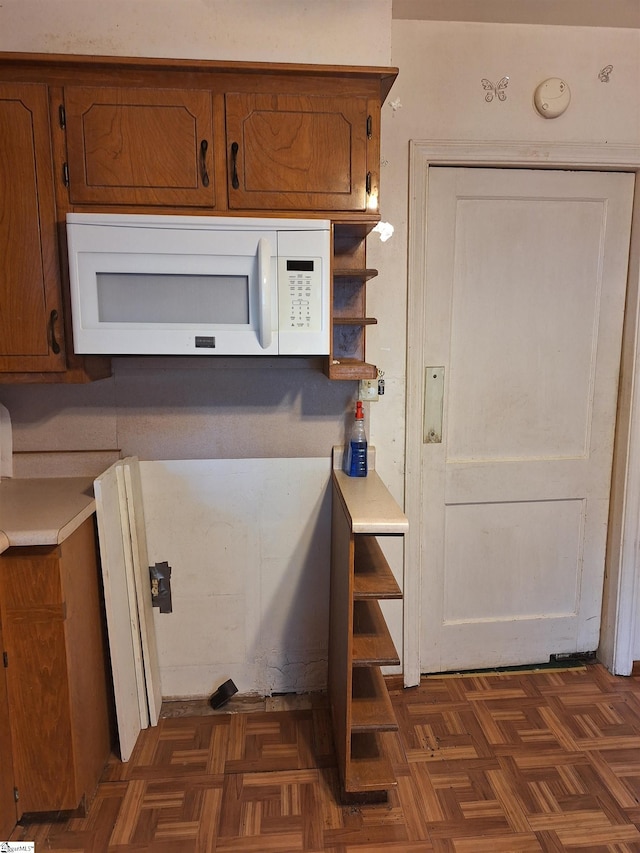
4 609 76 812
0 84 66 371
64 86 215 206
226 93 368 211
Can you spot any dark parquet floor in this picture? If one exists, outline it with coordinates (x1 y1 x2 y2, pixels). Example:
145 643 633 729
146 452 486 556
11 663 640 851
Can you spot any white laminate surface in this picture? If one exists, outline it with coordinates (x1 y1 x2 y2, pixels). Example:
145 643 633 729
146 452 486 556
0 477 96 549
333 469 408 534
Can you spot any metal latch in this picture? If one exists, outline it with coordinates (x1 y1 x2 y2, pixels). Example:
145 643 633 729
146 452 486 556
424 366 445 443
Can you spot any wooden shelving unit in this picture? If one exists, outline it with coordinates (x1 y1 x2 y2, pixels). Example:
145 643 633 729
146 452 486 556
328 465 408 801
328 225 380 380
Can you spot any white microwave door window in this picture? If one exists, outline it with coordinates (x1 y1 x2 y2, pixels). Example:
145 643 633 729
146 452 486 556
96 272 250 325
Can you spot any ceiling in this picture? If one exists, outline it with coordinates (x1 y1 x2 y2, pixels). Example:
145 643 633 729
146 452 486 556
392 0 640 28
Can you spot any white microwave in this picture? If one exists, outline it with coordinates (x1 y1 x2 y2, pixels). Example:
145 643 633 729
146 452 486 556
66 213 331 356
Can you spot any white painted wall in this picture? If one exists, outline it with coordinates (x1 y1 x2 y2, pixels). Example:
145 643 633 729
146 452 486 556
139 458 331 698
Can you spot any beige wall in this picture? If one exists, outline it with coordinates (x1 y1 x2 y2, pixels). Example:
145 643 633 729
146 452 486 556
0 0 391 64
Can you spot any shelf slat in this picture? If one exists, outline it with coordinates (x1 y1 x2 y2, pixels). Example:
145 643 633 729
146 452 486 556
354 535 402 599
333 268 379 281
326 359 377 381
352 599 400 666
333 317 377 326
351 666 398 732
346 732 396 792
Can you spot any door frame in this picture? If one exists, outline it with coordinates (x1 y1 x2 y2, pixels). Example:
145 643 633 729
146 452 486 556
405 140 640 687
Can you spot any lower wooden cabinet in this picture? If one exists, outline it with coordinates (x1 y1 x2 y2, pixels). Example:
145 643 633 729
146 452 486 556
0 516 111 820
328 468 408 800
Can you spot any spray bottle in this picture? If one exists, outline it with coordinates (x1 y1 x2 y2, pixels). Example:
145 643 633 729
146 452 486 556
345 400 368 477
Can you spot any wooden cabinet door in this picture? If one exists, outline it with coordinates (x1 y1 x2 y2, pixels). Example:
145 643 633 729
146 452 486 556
225 92 369 211
0 83 66 373
64 86 215 207
0 547 76 813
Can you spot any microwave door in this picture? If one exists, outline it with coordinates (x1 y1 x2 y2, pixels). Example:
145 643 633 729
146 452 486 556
70 231 279 355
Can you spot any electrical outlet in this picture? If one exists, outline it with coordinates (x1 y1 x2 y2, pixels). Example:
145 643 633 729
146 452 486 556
359 378 379 401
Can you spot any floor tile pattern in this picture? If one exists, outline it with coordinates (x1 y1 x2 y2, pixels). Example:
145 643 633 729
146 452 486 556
11 664 640 851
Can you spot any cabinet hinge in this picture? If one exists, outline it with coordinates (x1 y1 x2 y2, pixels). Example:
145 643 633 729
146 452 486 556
366 114 372 139
59 104 66 129
366 171 372 195
2 650 7 668
14 786 19 803
63 162 70 187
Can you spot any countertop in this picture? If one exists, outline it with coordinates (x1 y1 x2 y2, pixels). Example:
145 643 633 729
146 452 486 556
0 477 96 551
332 469 408 534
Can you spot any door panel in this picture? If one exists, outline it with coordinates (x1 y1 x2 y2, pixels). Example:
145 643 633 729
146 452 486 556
0 83 66 371
64 86 215 207
420 167 634 672
225 92 368 211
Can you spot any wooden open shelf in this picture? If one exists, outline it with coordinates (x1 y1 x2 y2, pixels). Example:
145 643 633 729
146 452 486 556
351 666 398 732
354 535 402 599
333 317 378 326
348 732 395 791
328 468 408 802
334 268 379 281
327 359 378 381
328 225 380 380
352 600 400 666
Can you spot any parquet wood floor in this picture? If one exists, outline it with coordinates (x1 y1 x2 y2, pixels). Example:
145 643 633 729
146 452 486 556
11 664 640 851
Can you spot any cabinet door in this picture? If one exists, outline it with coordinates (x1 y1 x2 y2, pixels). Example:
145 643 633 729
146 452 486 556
64 86 215 207
226 92 369 211
0 84 66 373
0 548 76 813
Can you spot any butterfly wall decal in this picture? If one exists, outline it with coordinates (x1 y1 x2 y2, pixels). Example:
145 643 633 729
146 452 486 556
481 76 509 102
598 65 613 82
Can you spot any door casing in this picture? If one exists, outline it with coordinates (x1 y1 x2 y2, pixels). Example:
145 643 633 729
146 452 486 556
405 140 640 687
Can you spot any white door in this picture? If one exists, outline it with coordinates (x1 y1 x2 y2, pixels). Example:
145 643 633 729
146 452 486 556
420 167 634 673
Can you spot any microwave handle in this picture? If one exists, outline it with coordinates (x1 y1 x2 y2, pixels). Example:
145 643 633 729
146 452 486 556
258 238 272 349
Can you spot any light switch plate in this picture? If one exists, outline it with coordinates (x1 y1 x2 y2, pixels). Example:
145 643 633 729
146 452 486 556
359 378 379 401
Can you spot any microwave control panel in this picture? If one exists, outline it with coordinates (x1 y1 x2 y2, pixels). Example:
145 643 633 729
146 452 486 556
278 257 323 333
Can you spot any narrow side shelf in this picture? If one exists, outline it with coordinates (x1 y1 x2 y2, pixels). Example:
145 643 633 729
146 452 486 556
354 535 402 599
333 317 378 326
327 359 378 381
351 666 398 732
352 599 400 666
329 225 380 380
348 732 395 792
334 268 379 280
328 465 408 802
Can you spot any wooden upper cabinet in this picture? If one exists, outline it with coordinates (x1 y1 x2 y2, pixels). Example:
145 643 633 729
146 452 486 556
225 92 370 211
63 86 216 207
0 83 66 372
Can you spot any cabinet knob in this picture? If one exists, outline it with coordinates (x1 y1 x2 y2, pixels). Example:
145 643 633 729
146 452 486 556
230 141 240 190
